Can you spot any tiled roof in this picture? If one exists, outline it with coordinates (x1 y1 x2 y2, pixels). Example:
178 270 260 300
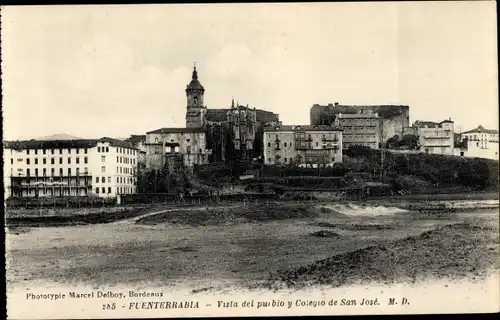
97 137 136 149
4 139 97 150
206 109 228 122
413 119 453 128
4 137 139 150
146 127 205 134
255 109 279 123
462 125 499 135
206 108 279 123
413 121 440 128
264 124 342 132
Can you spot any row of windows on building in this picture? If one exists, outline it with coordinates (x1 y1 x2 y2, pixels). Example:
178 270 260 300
99 166 135 174
116 166 134 174
267 133 340 140
97 146 136 155
116 156 135 164
16 166 135 176
344 133 377 138
18 147 137 156
344 126 378 131
23 167 89 177
25 148 89 155
154 137 195 143
422 131 452 137
340 119 378 124
95 176 134 184
153 146 204 154
18 156 89 165
95 186 135 194
267 140 341 149
467 134 498 141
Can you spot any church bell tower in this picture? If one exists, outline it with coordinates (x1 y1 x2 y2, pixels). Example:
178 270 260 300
185 63 206 128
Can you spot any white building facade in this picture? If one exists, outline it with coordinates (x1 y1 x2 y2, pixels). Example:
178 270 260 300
413 119 455 156
333 110 380 150
459 125 499 160
3 138 138 199
263 125 343 167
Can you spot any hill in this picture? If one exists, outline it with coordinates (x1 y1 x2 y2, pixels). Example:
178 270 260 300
37 133 83 140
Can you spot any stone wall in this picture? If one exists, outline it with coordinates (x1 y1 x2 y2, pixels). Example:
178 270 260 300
310 104 410 143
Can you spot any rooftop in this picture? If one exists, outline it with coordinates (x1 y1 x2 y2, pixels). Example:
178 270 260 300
4 137 137 150
413 119 454 128
125 134 146 145
146 127 205 134
185 66 205 92
312 103 409 108
462 125 499 135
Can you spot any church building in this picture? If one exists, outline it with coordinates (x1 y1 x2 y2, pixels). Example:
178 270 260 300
143 64 280 171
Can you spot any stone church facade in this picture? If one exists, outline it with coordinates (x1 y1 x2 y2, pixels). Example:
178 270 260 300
142 65 280 171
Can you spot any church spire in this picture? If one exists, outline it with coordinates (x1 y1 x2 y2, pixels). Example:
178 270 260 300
192 62 198 80
231 97 235 109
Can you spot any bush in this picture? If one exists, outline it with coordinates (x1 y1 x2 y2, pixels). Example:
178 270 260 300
345 145 373 158
343 148 498 191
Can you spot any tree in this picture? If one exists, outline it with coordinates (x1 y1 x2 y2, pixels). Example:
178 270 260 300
345 145 373 158
400 134 420 150
386 135 401 149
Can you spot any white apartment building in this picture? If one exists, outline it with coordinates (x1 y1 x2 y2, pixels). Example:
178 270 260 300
459 125 499 160
333 110 380 150
412 119 455 156
263 124 343 167
3 137 138 199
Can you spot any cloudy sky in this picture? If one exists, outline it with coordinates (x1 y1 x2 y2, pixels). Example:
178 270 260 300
2 2 497 140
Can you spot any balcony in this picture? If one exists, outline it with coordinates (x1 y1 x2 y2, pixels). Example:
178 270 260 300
295 142 313 150
323 143 340 150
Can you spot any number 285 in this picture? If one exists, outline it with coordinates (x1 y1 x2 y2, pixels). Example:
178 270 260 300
102 303 116 310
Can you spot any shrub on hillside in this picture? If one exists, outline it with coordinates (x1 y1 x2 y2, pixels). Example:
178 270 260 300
344 145 373 158
346 148 498 191
260 164 348 177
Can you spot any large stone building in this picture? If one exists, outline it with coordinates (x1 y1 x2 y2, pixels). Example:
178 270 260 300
144 65 280 169
333 109 380 149
263 124 343 167
410 119 455 156
456 125 499 160
3 138 139 199
310 102 410 144
143 127 210 170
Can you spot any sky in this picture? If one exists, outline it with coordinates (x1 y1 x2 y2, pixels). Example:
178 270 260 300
1 2 498 140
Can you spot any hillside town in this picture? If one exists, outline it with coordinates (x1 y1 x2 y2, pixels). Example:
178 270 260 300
3 65 499 202
4 4 499 314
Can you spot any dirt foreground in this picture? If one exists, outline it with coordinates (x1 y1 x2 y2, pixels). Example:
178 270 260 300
5 200 500 294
